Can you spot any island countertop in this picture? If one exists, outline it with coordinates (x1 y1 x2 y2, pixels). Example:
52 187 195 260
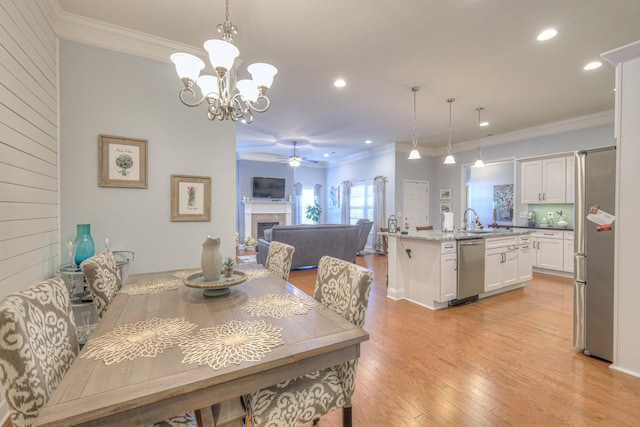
380 228 534 242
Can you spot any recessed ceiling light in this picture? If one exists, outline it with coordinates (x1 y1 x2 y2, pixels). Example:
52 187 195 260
323 153 330 157
479 121 489 127
365 140 372 144
537 28 558 41
334 78 346 88
584 61 602 71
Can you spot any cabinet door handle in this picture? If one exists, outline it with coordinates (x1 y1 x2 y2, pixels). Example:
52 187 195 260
538 192 542 201
543 192 546 200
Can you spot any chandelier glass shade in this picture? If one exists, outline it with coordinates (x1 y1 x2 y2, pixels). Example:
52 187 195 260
408 86 422 160
443 98 456 165
170 0 277 123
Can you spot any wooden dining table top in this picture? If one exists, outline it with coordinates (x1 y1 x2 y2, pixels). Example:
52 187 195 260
34 264 369 427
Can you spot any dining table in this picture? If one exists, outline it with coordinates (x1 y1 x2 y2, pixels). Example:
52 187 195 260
34 263 369 427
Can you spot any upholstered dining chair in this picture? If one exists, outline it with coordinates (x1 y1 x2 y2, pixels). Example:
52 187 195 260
0 278 197 427
244 256 374 427
80 251 122 319
265 241 296 281
416 225 433 231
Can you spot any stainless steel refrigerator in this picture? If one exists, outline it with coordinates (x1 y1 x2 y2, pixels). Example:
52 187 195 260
573 146 616 362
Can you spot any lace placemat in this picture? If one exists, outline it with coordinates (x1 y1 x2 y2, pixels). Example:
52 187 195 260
242 267 272 281
81 317 197 365
179 320 283 370
241 293 317 319
171 268 201 280
120 279 183 295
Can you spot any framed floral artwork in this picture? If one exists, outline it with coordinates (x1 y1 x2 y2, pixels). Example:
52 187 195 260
440 203 452 213
439 189 452 200
171 174 211 222
98 134 148 188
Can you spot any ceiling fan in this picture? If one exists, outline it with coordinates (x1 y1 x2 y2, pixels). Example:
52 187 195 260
284 141 317 167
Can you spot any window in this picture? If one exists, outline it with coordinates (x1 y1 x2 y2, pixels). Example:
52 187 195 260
349 180 374 225
300 187 315 224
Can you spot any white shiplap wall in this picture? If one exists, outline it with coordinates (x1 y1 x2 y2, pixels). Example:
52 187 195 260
0 0 58 422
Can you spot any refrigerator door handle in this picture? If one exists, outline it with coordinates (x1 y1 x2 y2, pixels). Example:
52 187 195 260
575 252 586 283
573 280 586 350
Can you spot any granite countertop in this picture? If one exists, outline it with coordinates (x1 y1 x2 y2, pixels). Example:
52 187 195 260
380 228 534 242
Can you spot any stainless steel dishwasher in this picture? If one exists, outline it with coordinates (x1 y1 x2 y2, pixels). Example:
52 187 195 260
452 238 485 305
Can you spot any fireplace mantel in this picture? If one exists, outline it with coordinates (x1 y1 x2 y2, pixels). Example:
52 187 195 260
242 200 293 239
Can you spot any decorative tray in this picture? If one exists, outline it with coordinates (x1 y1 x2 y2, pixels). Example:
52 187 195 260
184 271 247 289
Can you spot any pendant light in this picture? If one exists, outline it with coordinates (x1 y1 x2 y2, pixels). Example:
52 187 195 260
443 98 456 165
473 107 485 168
408 87 421 160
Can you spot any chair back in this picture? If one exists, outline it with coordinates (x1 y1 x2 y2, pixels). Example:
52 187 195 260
416 225 433 231
80 251 122 318
314 256 373 328
0 279 79 427
265 241 296 281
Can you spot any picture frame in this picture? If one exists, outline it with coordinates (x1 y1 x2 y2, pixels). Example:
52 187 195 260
171 174 211 222
439 189 452 200
329 186 340 208
440 203 452 213
99 134 148 188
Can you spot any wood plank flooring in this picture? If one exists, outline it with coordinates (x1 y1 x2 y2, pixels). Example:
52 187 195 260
286 254 640 426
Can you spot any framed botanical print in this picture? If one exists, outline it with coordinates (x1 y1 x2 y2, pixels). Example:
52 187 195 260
171 174 211 222
99 134 148 188
439 189 452 200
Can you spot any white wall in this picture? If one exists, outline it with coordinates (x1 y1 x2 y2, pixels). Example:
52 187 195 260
0 0 58 421
59 40 237 273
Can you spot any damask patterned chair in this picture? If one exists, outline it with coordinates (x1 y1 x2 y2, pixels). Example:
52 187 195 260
0 278 79 427
265 241 296 281
80 251 122 318
0 278 197 427
244 256 374 427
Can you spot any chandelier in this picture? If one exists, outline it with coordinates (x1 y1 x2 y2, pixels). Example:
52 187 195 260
170 0 277 123
408 87 421 160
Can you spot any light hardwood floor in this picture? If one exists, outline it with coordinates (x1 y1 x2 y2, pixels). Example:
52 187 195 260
286 254 640 426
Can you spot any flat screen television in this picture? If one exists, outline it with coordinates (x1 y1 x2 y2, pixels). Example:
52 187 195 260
252 177 285 199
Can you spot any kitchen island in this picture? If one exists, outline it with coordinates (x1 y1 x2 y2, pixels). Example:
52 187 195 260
382 229 534 310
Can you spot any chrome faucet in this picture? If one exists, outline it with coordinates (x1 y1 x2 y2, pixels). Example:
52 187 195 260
463 208 483 231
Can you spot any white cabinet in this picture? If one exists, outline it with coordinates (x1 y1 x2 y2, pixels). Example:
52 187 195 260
439 241 457 302
565 156 575 203
563 231 574 273
521 157 567 204
532 230 564 271
517 235 533 282
440 252 457 301
484 237 518 292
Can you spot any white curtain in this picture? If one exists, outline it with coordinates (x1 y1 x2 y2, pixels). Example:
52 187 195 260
293 182 303 224
373 175 387 252
341 180 351 224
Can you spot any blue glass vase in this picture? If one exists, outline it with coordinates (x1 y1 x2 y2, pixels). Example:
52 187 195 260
74 224 95 266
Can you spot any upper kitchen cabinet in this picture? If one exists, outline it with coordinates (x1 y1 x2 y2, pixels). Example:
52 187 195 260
521 157 569 204
565 156 575 203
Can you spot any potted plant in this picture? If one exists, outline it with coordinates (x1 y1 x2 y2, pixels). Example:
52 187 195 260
305 201 323 223
223 257 235 278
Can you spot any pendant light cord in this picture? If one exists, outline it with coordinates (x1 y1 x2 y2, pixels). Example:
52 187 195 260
412 87 418 148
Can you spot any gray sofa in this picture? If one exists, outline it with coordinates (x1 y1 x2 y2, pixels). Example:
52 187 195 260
256 224 359 269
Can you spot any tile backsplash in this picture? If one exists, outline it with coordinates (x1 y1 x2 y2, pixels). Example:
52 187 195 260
519 203 574 228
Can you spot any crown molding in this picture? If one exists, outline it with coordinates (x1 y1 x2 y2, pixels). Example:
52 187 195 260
49 1 203 63
432 109 614 156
